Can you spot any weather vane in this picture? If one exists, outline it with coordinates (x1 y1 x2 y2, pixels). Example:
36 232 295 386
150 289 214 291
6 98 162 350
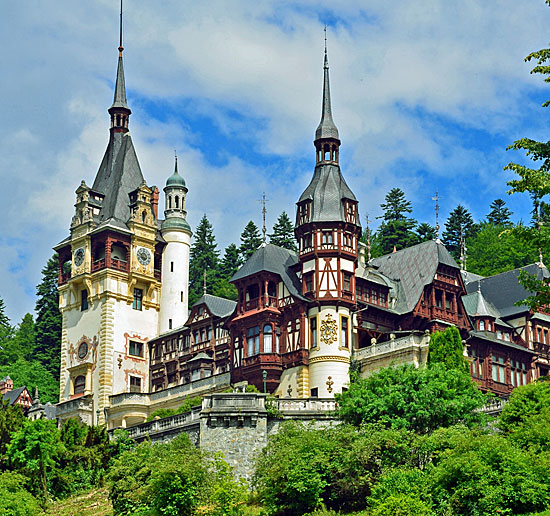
258 192 269 245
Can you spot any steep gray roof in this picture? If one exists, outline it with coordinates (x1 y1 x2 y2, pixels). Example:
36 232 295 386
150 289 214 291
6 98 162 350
193 294 237 318
3 386 27 406
469 330 536 354
462 289 500 319
298 163 357 224
91 132 144 225
465 264 550 318
231 244 307 301
369 240 459 314
315 50 339 141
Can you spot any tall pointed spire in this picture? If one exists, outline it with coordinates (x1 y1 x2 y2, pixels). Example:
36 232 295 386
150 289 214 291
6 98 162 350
109 0 131 132
315 26 339 143
314 26 340 164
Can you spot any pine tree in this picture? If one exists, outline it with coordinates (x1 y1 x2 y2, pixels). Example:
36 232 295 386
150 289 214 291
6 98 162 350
487 199 513 226
219 244 241 280
0 297 10 332
269 211 297 252
442 205 477 260
240 221 262 261
416 222 436 243
376 188 418 254
189 215 220 305
34 254 62 381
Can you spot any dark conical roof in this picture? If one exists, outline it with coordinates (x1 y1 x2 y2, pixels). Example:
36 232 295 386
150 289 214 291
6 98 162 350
298 163 357 223
315 50 339 141
110 55 130 111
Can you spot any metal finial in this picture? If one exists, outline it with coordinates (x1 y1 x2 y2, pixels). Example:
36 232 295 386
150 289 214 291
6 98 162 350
432 190 442 243
174 150 178 173
539 248 545 269
258 192 269 245
118 0 124 56
203 269 207 295
323 25 329 68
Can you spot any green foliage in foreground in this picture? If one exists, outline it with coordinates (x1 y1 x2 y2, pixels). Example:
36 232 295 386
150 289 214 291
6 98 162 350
108 432 247 516
428 326 468 371
146 396 203 422
0 471 42 516
336 363 488 434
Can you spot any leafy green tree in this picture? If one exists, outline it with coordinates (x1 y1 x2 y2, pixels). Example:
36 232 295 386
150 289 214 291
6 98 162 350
0 472 41 516
269 211 298 252
419 426 550 516
376 188 418 254
254 422 413 515
442 205 477 261
0 399 26 459
416 222 435 243
336 363 488 434
0 358 58 404
8 419 65 501
34 254 62 381
239 220 262 261
108 433 245 516
466 222 538 277
189 214 220 305
487 198 513 226
428 326 467 371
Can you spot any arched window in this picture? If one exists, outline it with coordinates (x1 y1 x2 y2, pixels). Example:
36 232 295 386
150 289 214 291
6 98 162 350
142 210 147 224
175 196 179 209
264 324 273 353
74 375 86 394
168 196 172 209
479 320 485 331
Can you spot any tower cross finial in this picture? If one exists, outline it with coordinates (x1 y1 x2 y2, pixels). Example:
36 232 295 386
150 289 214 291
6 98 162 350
432 189 442 243
324 25 327 54
174 149 178 173
258 192 269 245
119 0 124 56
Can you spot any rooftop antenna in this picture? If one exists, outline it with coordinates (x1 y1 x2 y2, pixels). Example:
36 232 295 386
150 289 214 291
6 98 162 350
459 227 467 271
365 213 372 262
118 0 124 56
258 192 269 245
203 269 207 296
432 189 442 243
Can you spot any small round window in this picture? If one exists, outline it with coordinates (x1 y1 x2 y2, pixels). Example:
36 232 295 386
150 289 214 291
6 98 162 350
78 341 88 359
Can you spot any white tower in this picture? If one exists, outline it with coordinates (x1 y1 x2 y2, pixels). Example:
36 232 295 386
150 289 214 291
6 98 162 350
159 156 192 333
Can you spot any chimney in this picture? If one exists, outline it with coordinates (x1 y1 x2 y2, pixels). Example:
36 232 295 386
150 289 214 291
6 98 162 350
0 376 13 395
151 186 159 219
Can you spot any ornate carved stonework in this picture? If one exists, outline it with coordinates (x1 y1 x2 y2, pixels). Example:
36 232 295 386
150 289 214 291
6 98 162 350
320 313 337 346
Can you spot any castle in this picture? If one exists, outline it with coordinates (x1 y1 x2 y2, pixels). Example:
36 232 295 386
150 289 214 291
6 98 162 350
54 22 550 429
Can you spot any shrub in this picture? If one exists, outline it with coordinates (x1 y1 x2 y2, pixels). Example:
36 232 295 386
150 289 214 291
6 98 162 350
0 472 41 516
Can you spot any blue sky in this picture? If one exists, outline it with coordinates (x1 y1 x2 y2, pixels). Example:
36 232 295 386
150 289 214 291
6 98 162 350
1 0 550 323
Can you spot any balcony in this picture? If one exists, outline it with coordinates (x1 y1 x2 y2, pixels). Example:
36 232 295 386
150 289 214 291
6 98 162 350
92 258 105 272
154 268 161 280
534 341 550 360
111 258 128 272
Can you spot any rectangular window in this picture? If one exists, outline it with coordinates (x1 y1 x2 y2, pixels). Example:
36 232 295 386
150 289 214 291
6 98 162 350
321 231 333 245
247 326 260 356
305 273 314 293
311 387 319 397
343 272 351 292
191 369 200 381
479 320 485 331
181 291 184 302
341 317 349 348
81 290 88 311
445 297 451 310
435 291 443 308
129 376 141 393
371 289 378 305
170 261 174 272
133 288 143 311
379 291 387 307
491 355 506 383
129 340 144 358
169 319 172 330
310 317 317 348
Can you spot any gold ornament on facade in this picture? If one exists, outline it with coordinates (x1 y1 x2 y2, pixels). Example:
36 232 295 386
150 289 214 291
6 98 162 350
326 376 334 393
320 313 337 345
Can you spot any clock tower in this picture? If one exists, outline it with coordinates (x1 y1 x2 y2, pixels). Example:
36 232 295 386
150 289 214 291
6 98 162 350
55 29 163 426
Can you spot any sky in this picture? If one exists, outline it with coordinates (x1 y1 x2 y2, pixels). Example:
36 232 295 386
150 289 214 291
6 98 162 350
2 0 550 323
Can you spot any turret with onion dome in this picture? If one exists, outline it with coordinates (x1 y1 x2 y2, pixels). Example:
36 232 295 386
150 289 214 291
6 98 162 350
159 155 192 333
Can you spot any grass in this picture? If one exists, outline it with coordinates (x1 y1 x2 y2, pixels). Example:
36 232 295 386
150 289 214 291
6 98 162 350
40 487 113 516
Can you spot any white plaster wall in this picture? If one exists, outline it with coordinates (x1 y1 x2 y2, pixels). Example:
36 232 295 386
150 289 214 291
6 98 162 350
159 230 191 333
308 306 351 397
274 366 301 398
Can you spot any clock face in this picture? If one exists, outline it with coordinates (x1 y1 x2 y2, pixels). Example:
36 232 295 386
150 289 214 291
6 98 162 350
137 247 151 266
78 341 88 359
74 247 85 267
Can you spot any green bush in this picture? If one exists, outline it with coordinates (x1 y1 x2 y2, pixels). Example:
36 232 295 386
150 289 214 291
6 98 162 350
253 422 413 515
0 472 41 516
108 433 246 516
146 396 203 422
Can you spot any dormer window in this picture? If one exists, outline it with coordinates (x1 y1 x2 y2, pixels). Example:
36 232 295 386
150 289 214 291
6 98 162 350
321 231 333 246
344 201 356 224
479 320 485 331
299 202 311 225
